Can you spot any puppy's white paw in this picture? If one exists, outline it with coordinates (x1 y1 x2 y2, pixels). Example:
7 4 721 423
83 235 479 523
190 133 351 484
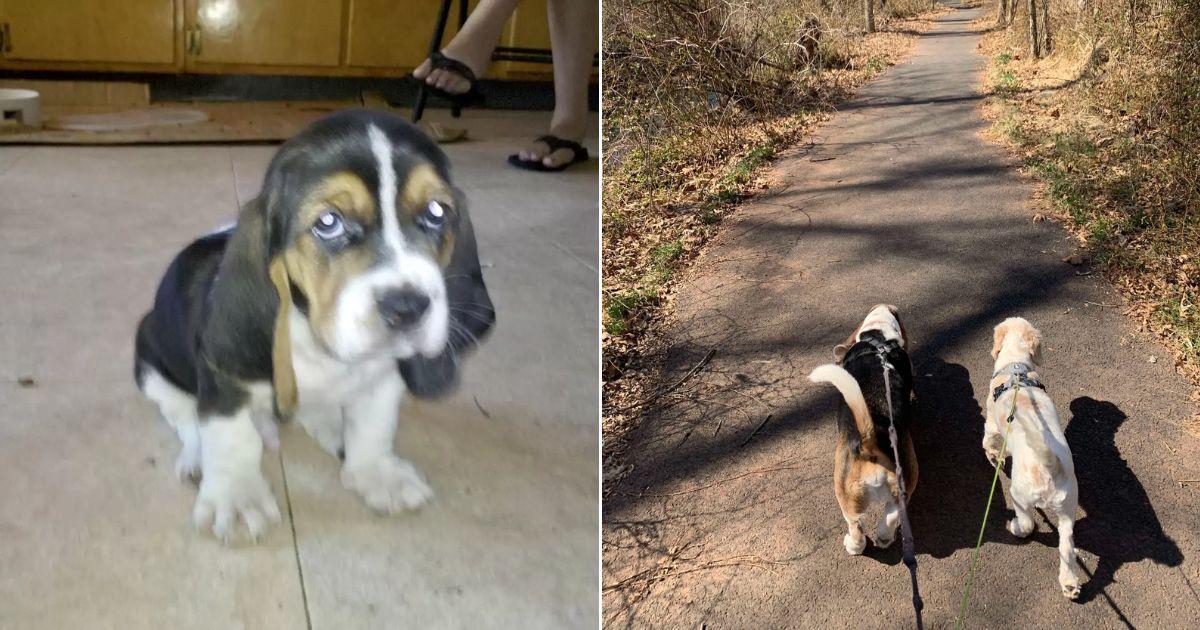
1007 517 1033 538
175 447 201 484
192 468 281 544
843 534 867 555
1061 580 1082 600
874 531 896 549
341 456 433 514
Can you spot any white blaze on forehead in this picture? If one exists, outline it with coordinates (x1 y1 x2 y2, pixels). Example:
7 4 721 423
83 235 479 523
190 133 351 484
367 124 405 255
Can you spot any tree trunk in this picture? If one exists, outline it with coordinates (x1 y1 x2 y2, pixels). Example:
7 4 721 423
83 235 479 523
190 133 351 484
997 0 1008 26
865 0 875 34
1028 0 1041 58
1041 0 1053 53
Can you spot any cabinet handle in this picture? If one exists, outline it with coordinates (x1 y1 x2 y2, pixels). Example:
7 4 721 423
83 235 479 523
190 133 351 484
2 23 11 54
193 27 202 57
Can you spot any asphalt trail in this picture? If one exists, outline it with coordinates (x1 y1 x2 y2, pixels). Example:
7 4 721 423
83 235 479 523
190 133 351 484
603 4 1200 627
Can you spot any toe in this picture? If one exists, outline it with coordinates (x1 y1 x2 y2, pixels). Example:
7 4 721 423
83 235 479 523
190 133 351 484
413 59 431 79
262 497 282 524
175 459 200 484
212 505 236 543
521 141 551 163
543 147 575 168
192 498 214 530
243 508 268 542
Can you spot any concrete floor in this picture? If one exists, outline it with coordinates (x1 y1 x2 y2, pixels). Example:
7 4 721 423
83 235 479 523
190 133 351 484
0 110 598 629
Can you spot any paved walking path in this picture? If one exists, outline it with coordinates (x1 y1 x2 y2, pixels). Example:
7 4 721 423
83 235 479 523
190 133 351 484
604 5 1200 627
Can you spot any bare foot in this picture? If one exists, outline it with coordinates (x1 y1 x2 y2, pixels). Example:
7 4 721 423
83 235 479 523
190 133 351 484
412 50 487 95
517 137 582 169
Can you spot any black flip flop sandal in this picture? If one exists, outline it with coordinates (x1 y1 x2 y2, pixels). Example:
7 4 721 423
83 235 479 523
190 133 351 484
507 136 590 172
413 51 484 108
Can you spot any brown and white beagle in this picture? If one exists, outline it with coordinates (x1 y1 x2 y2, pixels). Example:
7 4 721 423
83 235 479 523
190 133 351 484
809 305 918 555
134 110 494 543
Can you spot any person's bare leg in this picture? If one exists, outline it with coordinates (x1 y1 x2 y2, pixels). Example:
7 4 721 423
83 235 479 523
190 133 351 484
412 0 520 95
518 0 598 167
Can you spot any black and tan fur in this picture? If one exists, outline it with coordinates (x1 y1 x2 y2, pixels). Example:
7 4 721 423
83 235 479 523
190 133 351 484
810 305 918 555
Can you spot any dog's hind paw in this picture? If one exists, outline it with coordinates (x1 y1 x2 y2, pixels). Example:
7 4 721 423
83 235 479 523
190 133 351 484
1061 581 1082 600
1007 517 1033 538
843 534 867 555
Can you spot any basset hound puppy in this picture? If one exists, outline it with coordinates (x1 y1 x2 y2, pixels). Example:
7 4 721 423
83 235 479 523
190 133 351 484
134 110 494 543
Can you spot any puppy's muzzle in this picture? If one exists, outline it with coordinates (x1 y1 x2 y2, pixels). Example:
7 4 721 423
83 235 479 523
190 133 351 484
376 287 431 330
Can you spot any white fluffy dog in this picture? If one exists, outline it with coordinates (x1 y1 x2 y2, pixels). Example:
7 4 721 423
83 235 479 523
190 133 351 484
984 317 1084 599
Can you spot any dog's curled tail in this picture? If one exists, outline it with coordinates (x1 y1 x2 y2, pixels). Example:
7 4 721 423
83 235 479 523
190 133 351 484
809 364 874 443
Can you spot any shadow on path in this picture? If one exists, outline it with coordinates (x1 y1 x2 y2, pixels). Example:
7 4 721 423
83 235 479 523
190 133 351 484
1066 397 1184 604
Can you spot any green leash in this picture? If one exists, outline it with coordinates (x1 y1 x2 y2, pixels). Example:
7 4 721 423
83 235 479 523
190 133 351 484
955 382 1020 629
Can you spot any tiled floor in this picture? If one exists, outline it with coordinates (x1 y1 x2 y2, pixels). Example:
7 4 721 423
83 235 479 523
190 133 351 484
0 110 598 629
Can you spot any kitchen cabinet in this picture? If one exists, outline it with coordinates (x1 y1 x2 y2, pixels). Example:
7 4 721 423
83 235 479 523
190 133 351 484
497 1 552 79
0 0 562 79
0 0 178 70
185 0 342 69
346 0 460 71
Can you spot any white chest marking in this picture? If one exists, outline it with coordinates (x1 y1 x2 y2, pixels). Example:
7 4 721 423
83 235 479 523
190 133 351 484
289 308 396 409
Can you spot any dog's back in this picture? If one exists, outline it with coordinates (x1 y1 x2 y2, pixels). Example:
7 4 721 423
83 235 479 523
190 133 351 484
821 331 915 469
134 229 231 394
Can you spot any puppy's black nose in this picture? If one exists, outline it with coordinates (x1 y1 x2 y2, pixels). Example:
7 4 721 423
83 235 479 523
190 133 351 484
376 288 430 330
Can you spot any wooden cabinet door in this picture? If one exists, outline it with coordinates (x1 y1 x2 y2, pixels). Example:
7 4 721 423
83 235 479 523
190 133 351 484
346 0 460 71
186 0 342 68
0 0 175 65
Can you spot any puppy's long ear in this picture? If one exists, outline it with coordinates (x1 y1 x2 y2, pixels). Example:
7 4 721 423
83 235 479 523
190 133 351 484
400 195 495 398
268 257 298 419
991 320 1009 360
262 165 299 419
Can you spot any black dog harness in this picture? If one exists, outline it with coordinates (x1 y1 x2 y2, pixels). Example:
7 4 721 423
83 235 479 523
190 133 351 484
990 362 1046 402
842 334 902 366
841 332 924 629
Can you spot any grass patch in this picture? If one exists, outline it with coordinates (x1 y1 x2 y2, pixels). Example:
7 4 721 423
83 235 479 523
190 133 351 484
708 140 779 205
604 289 659 336
1156 297 1200 361
647 240 684 283
865 56 889 73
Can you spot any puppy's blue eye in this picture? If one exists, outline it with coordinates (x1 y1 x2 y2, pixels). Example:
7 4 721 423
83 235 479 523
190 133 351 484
419 201 447 230
313 210 345 240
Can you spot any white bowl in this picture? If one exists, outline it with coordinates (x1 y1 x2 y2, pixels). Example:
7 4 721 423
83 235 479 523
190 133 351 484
0 88 42 129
